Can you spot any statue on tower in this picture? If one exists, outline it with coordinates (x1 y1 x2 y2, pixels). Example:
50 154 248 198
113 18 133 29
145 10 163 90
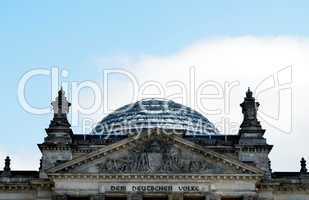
240 88 261 128
45 87 73 144
48 87 71 129
51 87 71 115
239 88 265 137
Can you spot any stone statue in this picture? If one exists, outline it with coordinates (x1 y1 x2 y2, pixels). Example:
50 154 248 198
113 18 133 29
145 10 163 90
97 137 211 174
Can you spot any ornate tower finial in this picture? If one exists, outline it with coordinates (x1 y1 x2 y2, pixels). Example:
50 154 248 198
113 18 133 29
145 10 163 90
239 88 264 137
2 156 11 177
246 87 253 98
51 87 71 116
47 87 71 129
300 157 307 173
45 88 73 144
4 156 11 171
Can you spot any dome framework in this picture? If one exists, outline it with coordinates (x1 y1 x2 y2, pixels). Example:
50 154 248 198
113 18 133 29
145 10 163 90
93 98 219 136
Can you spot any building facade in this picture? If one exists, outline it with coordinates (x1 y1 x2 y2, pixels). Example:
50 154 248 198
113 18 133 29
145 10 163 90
0 88 308 200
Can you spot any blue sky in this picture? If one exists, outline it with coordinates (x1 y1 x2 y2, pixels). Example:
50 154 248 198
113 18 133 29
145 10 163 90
0 1 309 170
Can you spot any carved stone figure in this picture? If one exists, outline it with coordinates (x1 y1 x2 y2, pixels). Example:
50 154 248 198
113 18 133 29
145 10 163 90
240 88 262 129
97 136 213 173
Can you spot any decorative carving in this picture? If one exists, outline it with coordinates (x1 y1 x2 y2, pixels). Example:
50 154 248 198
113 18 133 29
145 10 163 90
239 88 265 139
240 88 261 129
49 88 71 128
97 135 220 174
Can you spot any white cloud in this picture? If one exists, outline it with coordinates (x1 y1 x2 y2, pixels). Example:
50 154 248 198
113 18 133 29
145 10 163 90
88 36 309 171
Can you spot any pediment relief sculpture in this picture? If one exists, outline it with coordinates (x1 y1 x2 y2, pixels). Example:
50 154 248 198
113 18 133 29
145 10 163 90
95 137 230 174
48 133 263 175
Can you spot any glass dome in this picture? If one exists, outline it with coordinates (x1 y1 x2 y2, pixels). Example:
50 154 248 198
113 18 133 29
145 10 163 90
92 98 219 136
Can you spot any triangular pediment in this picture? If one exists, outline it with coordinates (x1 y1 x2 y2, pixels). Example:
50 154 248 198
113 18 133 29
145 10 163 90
47 133 263 175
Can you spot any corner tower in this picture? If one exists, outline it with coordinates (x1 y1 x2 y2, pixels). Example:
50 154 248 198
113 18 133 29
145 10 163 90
238 88 273 179
39 88 73 175
45 88 73 144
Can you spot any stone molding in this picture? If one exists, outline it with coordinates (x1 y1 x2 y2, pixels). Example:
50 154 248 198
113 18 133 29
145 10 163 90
48 173 261 181
258 182 309 192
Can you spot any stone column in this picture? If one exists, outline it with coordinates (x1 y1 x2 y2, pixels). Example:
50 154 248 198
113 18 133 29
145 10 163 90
92 194 105 200
127 193 143 200
205 193 221 200
168 193 183 200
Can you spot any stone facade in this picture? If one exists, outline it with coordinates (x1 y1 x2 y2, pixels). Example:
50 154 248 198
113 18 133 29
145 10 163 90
0 88 308 200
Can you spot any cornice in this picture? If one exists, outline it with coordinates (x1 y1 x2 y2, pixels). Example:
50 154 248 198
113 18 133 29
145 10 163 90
0 179 53 191
0 183 32 191
48 173 262 182
258 182 309 192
